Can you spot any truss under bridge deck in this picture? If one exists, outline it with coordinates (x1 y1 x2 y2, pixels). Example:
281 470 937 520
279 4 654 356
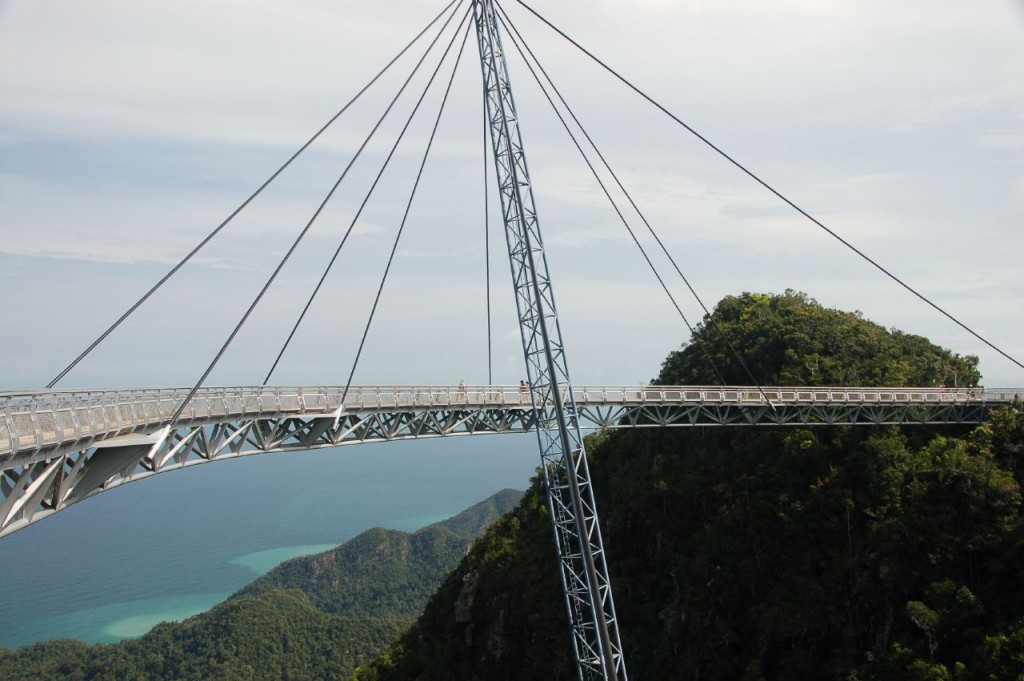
0 385 1018 536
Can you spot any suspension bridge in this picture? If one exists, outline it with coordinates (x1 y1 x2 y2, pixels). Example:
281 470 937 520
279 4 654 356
2 383 1016 539
2 0 1022 679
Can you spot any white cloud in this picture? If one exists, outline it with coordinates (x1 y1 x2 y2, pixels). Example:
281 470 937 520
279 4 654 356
1 0 1022 390
889 86 1024 135
979 131 1024 150
826 173 906 187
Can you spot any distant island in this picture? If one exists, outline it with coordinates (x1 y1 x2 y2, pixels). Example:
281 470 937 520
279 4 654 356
0 489 524 680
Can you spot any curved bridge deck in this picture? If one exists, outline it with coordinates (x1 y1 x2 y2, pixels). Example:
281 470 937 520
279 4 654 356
0 385 1019 537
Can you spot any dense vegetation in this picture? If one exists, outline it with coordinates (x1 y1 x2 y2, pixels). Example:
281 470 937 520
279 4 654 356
659 290 980 388
235 489 525 617
0 489 523 680
353 479 575 681
356 291 1024 680
0 591 407 681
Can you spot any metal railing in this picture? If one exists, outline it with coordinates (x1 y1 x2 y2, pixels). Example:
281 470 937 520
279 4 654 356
2 385 1019 462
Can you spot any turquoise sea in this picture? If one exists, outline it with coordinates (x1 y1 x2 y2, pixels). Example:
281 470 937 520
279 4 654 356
0 434 538 649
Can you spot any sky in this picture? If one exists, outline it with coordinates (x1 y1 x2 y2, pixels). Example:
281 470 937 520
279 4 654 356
1 0 1023 391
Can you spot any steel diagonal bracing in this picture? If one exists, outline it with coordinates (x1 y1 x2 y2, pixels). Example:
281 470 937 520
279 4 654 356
0 385 1016 539
473 1 626 679
3 385 1013 463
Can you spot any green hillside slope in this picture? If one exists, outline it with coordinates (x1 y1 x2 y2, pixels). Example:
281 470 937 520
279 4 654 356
355 291 1024 681
235 488 525 617
0 489 523 680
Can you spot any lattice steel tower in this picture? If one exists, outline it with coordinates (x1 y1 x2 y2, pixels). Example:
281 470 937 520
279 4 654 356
472 2 627 679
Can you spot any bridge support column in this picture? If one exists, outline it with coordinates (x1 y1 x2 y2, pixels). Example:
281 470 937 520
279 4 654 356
472 2 627 679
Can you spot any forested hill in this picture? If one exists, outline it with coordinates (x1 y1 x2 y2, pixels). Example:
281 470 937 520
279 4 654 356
355 291 1024 681
657 290 981 387
0 489 523 681
234 488 525 615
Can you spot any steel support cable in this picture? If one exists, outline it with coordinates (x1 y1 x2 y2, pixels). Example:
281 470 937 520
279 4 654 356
497 5 763 393
496 9 731 387
341 23 474 405
45 0 461 390
263 3 473 384
484 80 494 385
172 4 470 422
513 0 1024 374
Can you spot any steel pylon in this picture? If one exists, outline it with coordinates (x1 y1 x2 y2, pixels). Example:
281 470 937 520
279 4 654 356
471 2 627 679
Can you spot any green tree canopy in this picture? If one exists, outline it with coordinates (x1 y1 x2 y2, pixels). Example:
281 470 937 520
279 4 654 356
658 290 980 388
355 292 1023 681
